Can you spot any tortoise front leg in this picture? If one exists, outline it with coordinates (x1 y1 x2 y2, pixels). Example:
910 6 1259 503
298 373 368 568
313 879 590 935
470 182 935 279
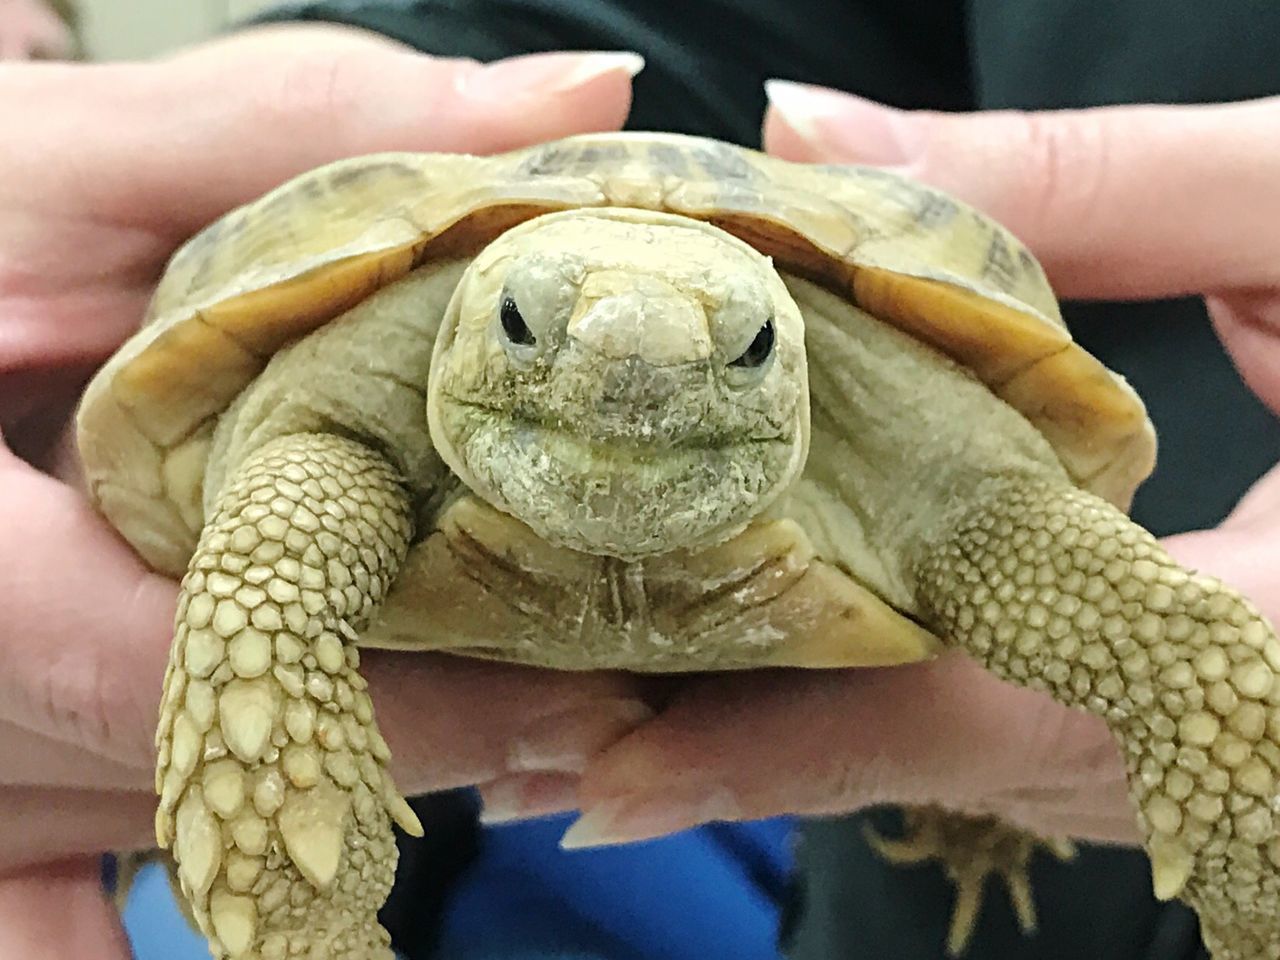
154 433 421 960
914 477 1280 960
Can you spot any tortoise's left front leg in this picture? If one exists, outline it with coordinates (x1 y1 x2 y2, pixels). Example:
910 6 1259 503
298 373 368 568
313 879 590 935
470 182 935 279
914 477 1280 960
154 433 421 960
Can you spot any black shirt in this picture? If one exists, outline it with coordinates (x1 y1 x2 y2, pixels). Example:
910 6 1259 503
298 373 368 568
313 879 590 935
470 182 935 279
255 2 1280 957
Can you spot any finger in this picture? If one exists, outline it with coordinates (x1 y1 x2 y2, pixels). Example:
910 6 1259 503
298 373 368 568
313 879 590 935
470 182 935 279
1208 294 1280 413
471 697 656 823
478 772 581 825
566 655 1138 848
0 449 176 768
0 789 155 874
3 48 642 235
762 83 1280 299
0 720 149 790
0 48 641 376
1162 525 1280 627
0 858 133 960
365 653 653 794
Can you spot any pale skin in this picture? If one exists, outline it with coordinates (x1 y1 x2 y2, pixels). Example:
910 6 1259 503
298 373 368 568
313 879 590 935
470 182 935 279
2 16 1279 960
0 0 71 61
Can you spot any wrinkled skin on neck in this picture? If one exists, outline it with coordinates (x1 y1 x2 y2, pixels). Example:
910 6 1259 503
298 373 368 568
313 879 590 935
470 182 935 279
428 209 809 559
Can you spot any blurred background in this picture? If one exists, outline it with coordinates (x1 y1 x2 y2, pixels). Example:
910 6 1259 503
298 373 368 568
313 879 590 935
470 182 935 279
1 0 278 60
79 0 275 57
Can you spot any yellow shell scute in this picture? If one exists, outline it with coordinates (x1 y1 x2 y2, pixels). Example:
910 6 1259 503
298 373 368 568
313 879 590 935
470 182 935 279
851 267 1070 384
199 248 419 356
114 313 262 447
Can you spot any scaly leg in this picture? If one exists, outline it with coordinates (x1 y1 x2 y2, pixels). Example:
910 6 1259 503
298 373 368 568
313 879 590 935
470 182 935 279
915 478 1280 960
154 433 421 959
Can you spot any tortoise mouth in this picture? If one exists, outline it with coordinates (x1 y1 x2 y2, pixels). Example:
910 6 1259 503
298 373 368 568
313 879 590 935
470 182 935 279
435 399 799 559
446 397 788 456
519 421 789 477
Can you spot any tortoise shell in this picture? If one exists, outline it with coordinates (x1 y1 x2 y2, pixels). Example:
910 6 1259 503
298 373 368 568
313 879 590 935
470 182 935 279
76 131 1156 578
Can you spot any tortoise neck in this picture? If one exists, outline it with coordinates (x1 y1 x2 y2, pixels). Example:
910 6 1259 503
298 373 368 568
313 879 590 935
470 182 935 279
784 274 1067 612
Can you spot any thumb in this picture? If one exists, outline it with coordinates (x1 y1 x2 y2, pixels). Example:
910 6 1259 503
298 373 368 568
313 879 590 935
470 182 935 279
1208 293 1280 415
762 83 1280 300
6 46 641 235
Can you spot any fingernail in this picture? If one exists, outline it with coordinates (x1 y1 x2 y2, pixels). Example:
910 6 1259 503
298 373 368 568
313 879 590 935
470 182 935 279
559 788 741 850
462 51 645 101
509 698 654 775
764 79 920 164
480 772 580 825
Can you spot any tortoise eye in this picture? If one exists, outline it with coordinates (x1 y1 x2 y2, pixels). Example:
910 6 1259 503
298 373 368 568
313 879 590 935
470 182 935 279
729 319 775 369
499 296 536 346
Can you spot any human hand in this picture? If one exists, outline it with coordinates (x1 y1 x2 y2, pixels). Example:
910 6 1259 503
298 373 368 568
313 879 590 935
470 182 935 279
0 29 647 958
549 91 1280 848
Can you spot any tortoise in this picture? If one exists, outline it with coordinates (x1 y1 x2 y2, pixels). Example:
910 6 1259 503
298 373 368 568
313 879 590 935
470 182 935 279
75 131 1280 960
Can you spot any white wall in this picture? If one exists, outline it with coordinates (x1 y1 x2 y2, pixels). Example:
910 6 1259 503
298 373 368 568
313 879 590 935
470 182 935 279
77 0 280 60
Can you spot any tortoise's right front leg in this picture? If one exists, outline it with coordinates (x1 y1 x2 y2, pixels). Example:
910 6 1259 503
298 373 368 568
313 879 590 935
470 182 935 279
154 433 421 960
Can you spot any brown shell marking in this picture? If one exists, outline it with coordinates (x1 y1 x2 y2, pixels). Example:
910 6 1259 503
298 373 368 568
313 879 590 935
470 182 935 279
78 133 1155 575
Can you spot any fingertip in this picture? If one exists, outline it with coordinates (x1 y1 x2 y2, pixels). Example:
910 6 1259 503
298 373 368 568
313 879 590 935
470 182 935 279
478 771 580 825
761 80 828 158
442 50 641 152
762 79 918 166
456 51 644 102
507 697 654 777
362 654 651 796
572 727 665 809
766 91 1280 296
560 785 742 850
761 104 813 162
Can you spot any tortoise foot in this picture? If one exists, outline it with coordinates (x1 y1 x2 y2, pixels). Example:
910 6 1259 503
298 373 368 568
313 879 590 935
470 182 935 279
867 805 1074 956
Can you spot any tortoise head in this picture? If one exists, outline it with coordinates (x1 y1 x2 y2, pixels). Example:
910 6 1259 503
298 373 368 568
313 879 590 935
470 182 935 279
428 207 809 559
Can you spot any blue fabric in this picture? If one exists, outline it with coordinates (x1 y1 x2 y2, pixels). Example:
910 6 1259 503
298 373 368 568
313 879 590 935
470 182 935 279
433 815 795 960
122 861 213 960
118 817 795 960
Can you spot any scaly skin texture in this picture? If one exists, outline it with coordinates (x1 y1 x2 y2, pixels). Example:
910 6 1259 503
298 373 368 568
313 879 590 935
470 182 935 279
154 433 420 960
916 478 1280 960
